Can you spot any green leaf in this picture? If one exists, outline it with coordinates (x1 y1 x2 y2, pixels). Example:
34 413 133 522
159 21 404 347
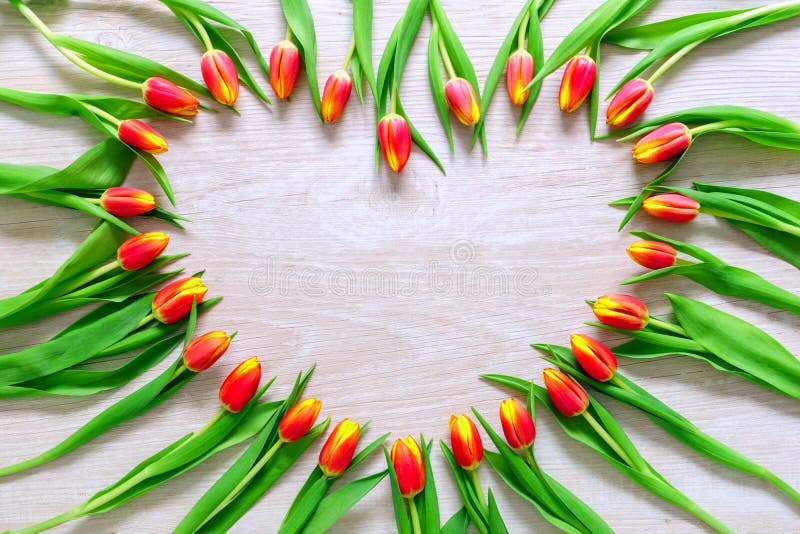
281 0 322 119
726 219 800 269
428 20 454 153
667 293 800 399
516 5 545 137
385 446 413 534
439 442 489 534
486 488 509 534
440 507 470 534
301 470 389 534
415 437 440 534
604 9 749 49
278 468 333 534
398 100 445 174
353 0 377 101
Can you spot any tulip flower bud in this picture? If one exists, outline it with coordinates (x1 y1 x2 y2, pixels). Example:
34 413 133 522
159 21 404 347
499 398 535 450
448 414 484 470
118 119 168 154
100 187 156 217
279 398 322 443
201 50 240 106
543 368 589 417
570 334 618 382
219 356 261 413
444 77 481 126
183 331 233 372
321 70 353 123
318 419 361 478
632 123 692 163
606 78 653 127
142 77 199 117
378 113 412 173
642 193 700 223
152 277 208 324
117 232 169 271
270 40 301 100
390 436 426 498
592 293 649 331
506 50 534 106
627 240 677 270
558 55 596 113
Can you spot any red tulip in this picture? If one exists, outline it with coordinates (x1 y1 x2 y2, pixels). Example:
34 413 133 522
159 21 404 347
449 414 483 470
570 334 618 382
390 436 425 498
506 50 534 106
606 78 653 127
152 277 208 324
321 70 353 123
642 193 700 223
183 331 233 372
558 55 596 113
100 187 155 217
592 294 649 331
499 398 535 450
201 50 239 106
270 40 301 100
632 123 692 163
278 398 322 443
219 356 261 413
117 232 169 271
378 113 412 173
118 119 168 154
627 240 677 270
318 419 360 478
543 368 589 417
142 77 199 117
444 77 481 126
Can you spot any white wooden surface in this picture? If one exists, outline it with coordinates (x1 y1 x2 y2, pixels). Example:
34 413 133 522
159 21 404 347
0 1 799 532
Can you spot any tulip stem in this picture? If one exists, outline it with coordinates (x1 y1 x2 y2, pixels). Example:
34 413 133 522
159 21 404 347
468 469 488 511
58 259 121 296
82 103 122 127
11 509 81 534
610 375 635 393
285 25 294 43
183 10 214 52
689 120 742 137
517 11 530 51
648 317 689 337
407 496 422 534
342 36 356 71
135 313 155 330
437 32 457 80
646 40 702 85
581 411 640 471
390 84 399 114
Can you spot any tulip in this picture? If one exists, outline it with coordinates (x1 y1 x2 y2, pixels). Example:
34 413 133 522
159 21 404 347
318 419 361 478
448 414 483 470
606 78 653 127
219 356 261 413
278 398 322 443
321 69 353 123
632 123 692 163
626 240 677 270
201 49 239 106
183 331 233 372
558 55 596 113
543 368 589 417
118 119 168 154
378 113 412 173
117 232 169 271
270 40 301 100
390 436 425 498
592 293 649 331
506 50 534 106
570 334 618 382
152 277 208 324
642 193 700 223
444 77 481 126
142 77 199 117
499 398 535 450
100 187 156 217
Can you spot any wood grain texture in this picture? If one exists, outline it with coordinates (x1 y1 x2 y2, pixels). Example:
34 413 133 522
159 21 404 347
0 0 799 532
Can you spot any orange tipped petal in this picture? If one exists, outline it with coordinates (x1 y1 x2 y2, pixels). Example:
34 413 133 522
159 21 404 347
570 334 618 382
183 331 233 372
378 113 412 173
270 40 301 100
321 70 353 123
592 294 649 330
543 368 589 417
558 55 596 113
279 398 322 442
606 78 653 127
448 414 484 470
201 50 239 106
499 398 535 450
152 277 208 324
318 419 361 477
118 119 168 154
117 232 169 271
627 240 677 270
219 356 261 413
642 193 700 223
142 77 199 117
100 187 155 217
390 436 426 498
506 50 534 106
444 77 481 126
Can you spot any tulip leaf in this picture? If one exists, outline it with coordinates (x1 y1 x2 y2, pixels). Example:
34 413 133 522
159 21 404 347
398 100 446 173
353 0 377 101
515 4 545 137
384 446 414 534
604 9 748 49
300 469 389 534
441 507 470 534
412 437 440 534
486 489 508 534
281 0 322 119
277 469 333 534
428 20 454 153
439 442 490 534
351 53 365 105
726 219 800 269
667 293 800 399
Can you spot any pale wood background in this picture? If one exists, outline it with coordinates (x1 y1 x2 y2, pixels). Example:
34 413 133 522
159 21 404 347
0 1 798 532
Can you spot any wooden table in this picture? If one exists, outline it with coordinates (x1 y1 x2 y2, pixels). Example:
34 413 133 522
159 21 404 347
0 1 798 532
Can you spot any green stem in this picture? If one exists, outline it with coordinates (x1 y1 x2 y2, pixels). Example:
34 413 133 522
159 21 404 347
170 363 189 382
764 470 800 505
437 32 457 80
689 120 742 137
646 41 702 85
674 258 695 266
648 317 689 338
183 9 214 52
82 103 122 127
580 411 640 470
12 508 81 534
468 469 487 511
407 496 422 534
135 313 155 330
285 25 294 43
610 375 635 393
517 11 530 51
700 207 800 238
342 36 356 71
390 84 399 114
58 259 121 296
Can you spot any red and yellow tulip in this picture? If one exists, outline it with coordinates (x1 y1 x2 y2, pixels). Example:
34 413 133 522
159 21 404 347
321 69 353 123
444 77 481 126
152 277 208 324
318 419 361 478
448 414 483 470
390 436 426 498
270 40 301 100
201 49 239 106
642 193 700 223
219 356 261 413
632 123 692 163
606 78 653 127
100 187 155 217
543 368 589 417
506 50 534 106
142 77 199 117
499 398 535 450
570 334 618 382
592 294 649 331
558 55 596 113
183 331 233 372
117 232 169 271
117 119 168 154
279 398 322 443
378 113 412 173
626 240 677 270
